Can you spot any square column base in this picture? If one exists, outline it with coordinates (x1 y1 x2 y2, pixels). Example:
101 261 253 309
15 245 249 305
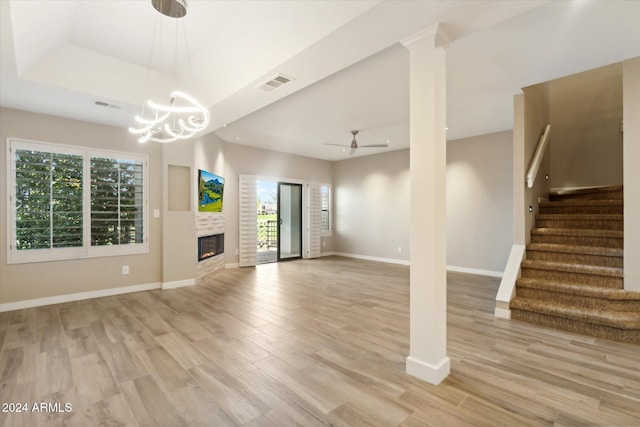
406 355 451 385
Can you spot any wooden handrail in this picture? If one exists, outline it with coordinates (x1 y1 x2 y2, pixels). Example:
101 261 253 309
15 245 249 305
526 124 551 188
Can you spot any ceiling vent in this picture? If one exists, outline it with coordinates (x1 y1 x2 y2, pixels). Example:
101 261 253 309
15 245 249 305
258 74 294 92
94 100 122 110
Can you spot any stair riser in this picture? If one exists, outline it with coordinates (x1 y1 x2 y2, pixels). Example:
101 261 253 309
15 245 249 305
520 267 623 288
526 250 623 268
535 219 623 230
511 309 639 343
539 206 623 214
515 287 639 311
530 234 623 249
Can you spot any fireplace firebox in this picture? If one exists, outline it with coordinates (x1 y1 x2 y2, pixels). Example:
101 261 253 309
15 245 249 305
198 233 224 261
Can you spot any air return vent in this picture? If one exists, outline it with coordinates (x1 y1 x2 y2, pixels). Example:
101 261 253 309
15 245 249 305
94 100 122 110
257 74 294 92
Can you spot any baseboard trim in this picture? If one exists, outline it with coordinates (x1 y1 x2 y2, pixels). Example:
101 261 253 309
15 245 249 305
447 265 503 278
161 279 196 290
319 251 337 257
225 263 240 269
0 282 161 312
406 355 451 385
326 254 504 275
494 304 512 319
333 252 410 266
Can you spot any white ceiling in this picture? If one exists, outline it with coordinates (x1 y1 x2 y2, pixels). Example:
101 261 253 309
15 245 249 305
1 0 639 161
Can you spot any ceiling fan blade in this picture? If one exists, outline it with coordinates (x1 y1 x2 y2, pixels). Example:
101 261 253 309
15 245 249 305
323 130 388 154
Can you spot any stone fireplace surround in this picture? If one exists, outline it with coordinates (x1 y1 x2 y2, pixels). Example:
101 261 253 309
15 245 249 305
196 212 225 283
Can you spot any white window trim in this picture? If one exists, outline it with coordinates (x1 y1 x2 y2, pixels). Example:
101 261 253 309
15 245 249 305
7 137 149 264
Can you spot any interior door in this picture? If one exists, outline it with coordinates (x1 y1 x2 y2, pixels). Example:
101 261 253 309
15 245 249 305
277 182 302 261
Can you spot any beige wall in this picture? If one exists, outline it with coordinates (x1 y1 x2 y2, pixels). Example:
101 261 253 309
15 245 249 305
522 82 551 241
549 63 623 189
223 141 334 265
333 149 410 262
447 131 513 273
0 108 163 304
332 135 514 273
162 139 197 285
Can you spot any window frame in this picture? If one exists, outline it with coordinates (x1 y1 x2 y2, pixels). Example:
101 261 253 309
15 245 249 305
7 138 149 264
320 184 332 237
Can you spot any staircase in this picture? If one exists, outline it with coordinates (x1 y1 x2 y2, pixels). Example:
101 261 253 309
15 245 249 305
510 185 640 343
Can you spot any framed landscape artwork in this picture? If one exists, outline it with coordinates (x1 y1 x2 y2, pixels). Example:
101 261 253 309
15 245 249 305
198 169 224 212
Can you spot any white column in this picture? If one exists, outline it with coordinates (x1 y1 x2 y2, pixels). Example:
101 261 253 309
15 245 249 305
623 57 640 291
401 24 450 385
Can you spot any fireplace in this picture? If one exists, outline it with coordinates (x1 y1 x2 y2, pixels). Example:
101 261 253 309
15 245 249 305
198 233 224 261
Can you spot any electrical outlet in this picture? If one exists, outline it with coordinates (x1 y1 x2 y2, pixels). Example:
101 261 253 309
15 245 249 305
122 265 129 275
397 246 402 254
153 209 160 218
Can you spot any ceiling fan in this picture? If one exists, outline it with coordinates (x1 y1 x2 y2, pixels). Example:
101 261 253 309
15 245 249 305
324 130 389 155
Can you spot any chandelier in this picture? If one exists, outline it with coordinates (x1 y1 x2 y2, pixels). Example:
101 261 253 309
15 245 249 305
129 0 210 143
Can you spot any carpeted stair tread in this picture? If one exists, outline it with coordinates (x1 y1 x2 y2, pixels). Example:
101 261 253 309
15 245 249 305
549 185 623 201
549 185 623 198
536 213 623 220
535 214 623 231
529 228 623 248
521 260 623 278
516 278 640 300
510 310 639 343
538 199 623 214
510 297 640 329
531 228 623 238
540 199 623 208
513 185 632 342
526 243 622 258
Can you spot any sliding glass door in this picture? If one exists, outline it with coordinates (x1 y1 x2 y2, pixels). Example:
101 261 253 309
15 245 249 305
277 182 302 261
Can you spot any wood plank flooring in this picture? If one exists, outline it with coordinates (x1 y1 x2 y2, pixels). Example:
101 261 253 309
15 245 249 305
1 256 639 426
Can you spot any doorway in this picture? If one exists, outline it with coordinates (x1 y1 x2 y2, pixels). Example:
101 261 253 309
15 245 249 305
277 182 302 261
256 180 302 264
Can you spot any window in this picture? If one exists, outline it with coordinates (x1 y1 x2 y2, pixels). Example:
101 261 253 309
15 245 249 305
321 184 332 236
14 148 84 252
8 139 148 263
91 156 145 248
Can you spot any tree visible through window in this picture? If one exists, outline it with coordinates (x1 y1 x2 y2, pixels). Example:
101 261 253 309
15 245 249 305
15 149 84 250
8 139 148 263
91 157 144 246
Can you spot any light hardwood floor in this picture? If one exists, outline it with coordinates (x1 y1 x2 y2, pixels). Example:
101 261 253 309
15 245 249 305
1 256 639 426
